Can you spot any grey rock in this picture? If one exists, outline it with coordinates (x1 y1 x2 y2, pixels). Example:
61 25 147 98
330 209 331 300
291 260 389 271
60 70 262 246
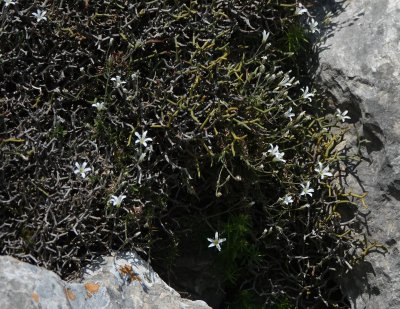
0 252 211 309
314 0 400 308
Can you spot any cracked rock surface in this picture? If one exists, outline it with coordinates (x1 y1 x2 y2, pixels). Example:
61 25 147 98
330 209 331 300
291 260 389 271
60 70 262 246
0 252 211 309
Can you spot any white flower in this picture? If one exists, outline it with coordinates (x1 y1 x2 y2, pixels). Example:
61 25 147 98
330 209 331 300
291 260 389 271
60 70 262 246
109 194 127 207
32 9 47 23
336 109 351 122
300 181 314 197
261 56 268 63
284 107 295 121
92 102 106 111
314 162 333 180
74 162 91 179
135 131 152 147
280 194 294 205
262 30 270 44
279 76 294 88
267 144 286 163
207 232 226 251
301 86 315 102
4 0 16 7
309 18 320 33
295 3 308 15
110 75 126 88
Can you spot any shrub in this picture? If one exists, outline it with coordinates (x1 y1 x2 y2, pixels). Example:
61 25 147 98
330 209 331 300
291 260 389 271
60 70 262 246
1 0 377 307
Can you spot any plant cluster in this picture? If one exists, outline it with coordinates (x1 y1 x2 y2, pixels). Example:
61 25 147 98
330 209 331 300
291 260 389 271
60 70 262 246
0 0 376 307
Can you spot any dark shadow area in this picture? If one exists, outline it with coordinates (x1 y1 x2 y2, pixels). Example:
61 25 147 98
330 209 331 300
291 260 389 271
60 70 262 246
340 261 378 304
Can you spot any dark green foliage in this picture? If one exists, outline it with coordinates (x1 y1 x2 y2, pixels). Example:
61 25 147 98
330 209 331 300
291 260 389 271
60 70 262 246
282 24 309 53
0 0 374 308
227 290 266 309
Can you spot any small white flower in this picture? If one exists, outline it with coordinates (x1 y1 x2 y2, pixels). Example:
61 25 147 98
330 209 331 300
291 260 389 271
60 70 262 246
314 162 333 180
336 109 351 122
295 3 308 15
110 75 126 88
262 30 270 44
309 18 320 33
109 194 127 207
92 102 106 111
267 144 286 163
280 194 294 205
300 181 314 197
261 56 268 62
284 107 295 121
135 131 153 147
279 76 294 88
207 232 226 251
32 9 47 23
301 86 315 102
4 0 16 7
74 162 91 179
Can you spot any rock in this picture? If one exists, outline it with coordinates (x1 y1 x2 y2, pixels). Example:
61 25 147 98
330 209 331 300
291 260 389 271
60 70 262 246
0 252 211 309
314 0 400 308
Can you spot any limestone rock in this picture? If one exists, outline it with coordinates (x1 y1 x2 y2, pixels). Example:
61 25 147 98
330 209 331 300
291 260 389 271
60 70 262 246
314 0 400 308
0 253 211 309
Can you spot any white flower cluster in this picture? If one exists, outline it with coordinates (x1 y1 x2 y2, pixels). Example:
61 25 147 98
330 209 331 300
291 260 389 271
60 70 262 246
134 130 153 164
73 162 127 207
266 144 286 163
108 73 140 101
73 129 153 208
295 2 320 34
